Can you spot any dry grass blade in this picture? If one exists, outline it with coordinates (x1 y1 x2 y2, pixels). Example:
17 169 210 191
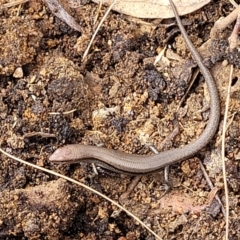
176 69 199 111
2 0 29 8
48 109 77 115
199 161 225 216
82 0 118 60
0 147 162 240
222 64 234 240
228 0 238 8
94 0 103 25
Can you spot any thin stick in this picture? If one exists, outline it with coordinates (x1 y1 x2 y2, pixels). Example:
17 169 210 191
82 0 118 60
221 65 233 240
0 147 162 240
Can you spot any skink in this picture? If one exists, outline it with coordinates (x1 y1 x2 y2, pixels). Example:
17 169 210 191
49 0 220 174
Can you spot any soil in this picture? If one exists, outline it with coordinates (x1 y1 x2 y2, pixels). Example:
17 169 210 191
1 0 240 239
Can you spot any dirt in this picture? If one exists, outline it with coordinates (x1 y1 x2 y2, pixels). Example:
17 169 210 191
0 0 240 239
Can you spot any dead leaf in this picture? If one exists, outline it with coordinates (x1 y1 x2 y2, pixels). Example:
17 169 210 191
148 192 208 214
91 0 211 19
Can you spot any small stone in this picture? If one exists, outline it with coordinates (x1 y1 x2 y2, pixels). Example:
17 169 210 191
222 59 228 67
40 68 46 76
29 75 36 84
13 67 23 78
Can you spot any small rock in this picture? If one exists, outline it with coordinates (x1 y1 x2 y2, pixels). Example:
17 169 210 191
13 67 23 78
